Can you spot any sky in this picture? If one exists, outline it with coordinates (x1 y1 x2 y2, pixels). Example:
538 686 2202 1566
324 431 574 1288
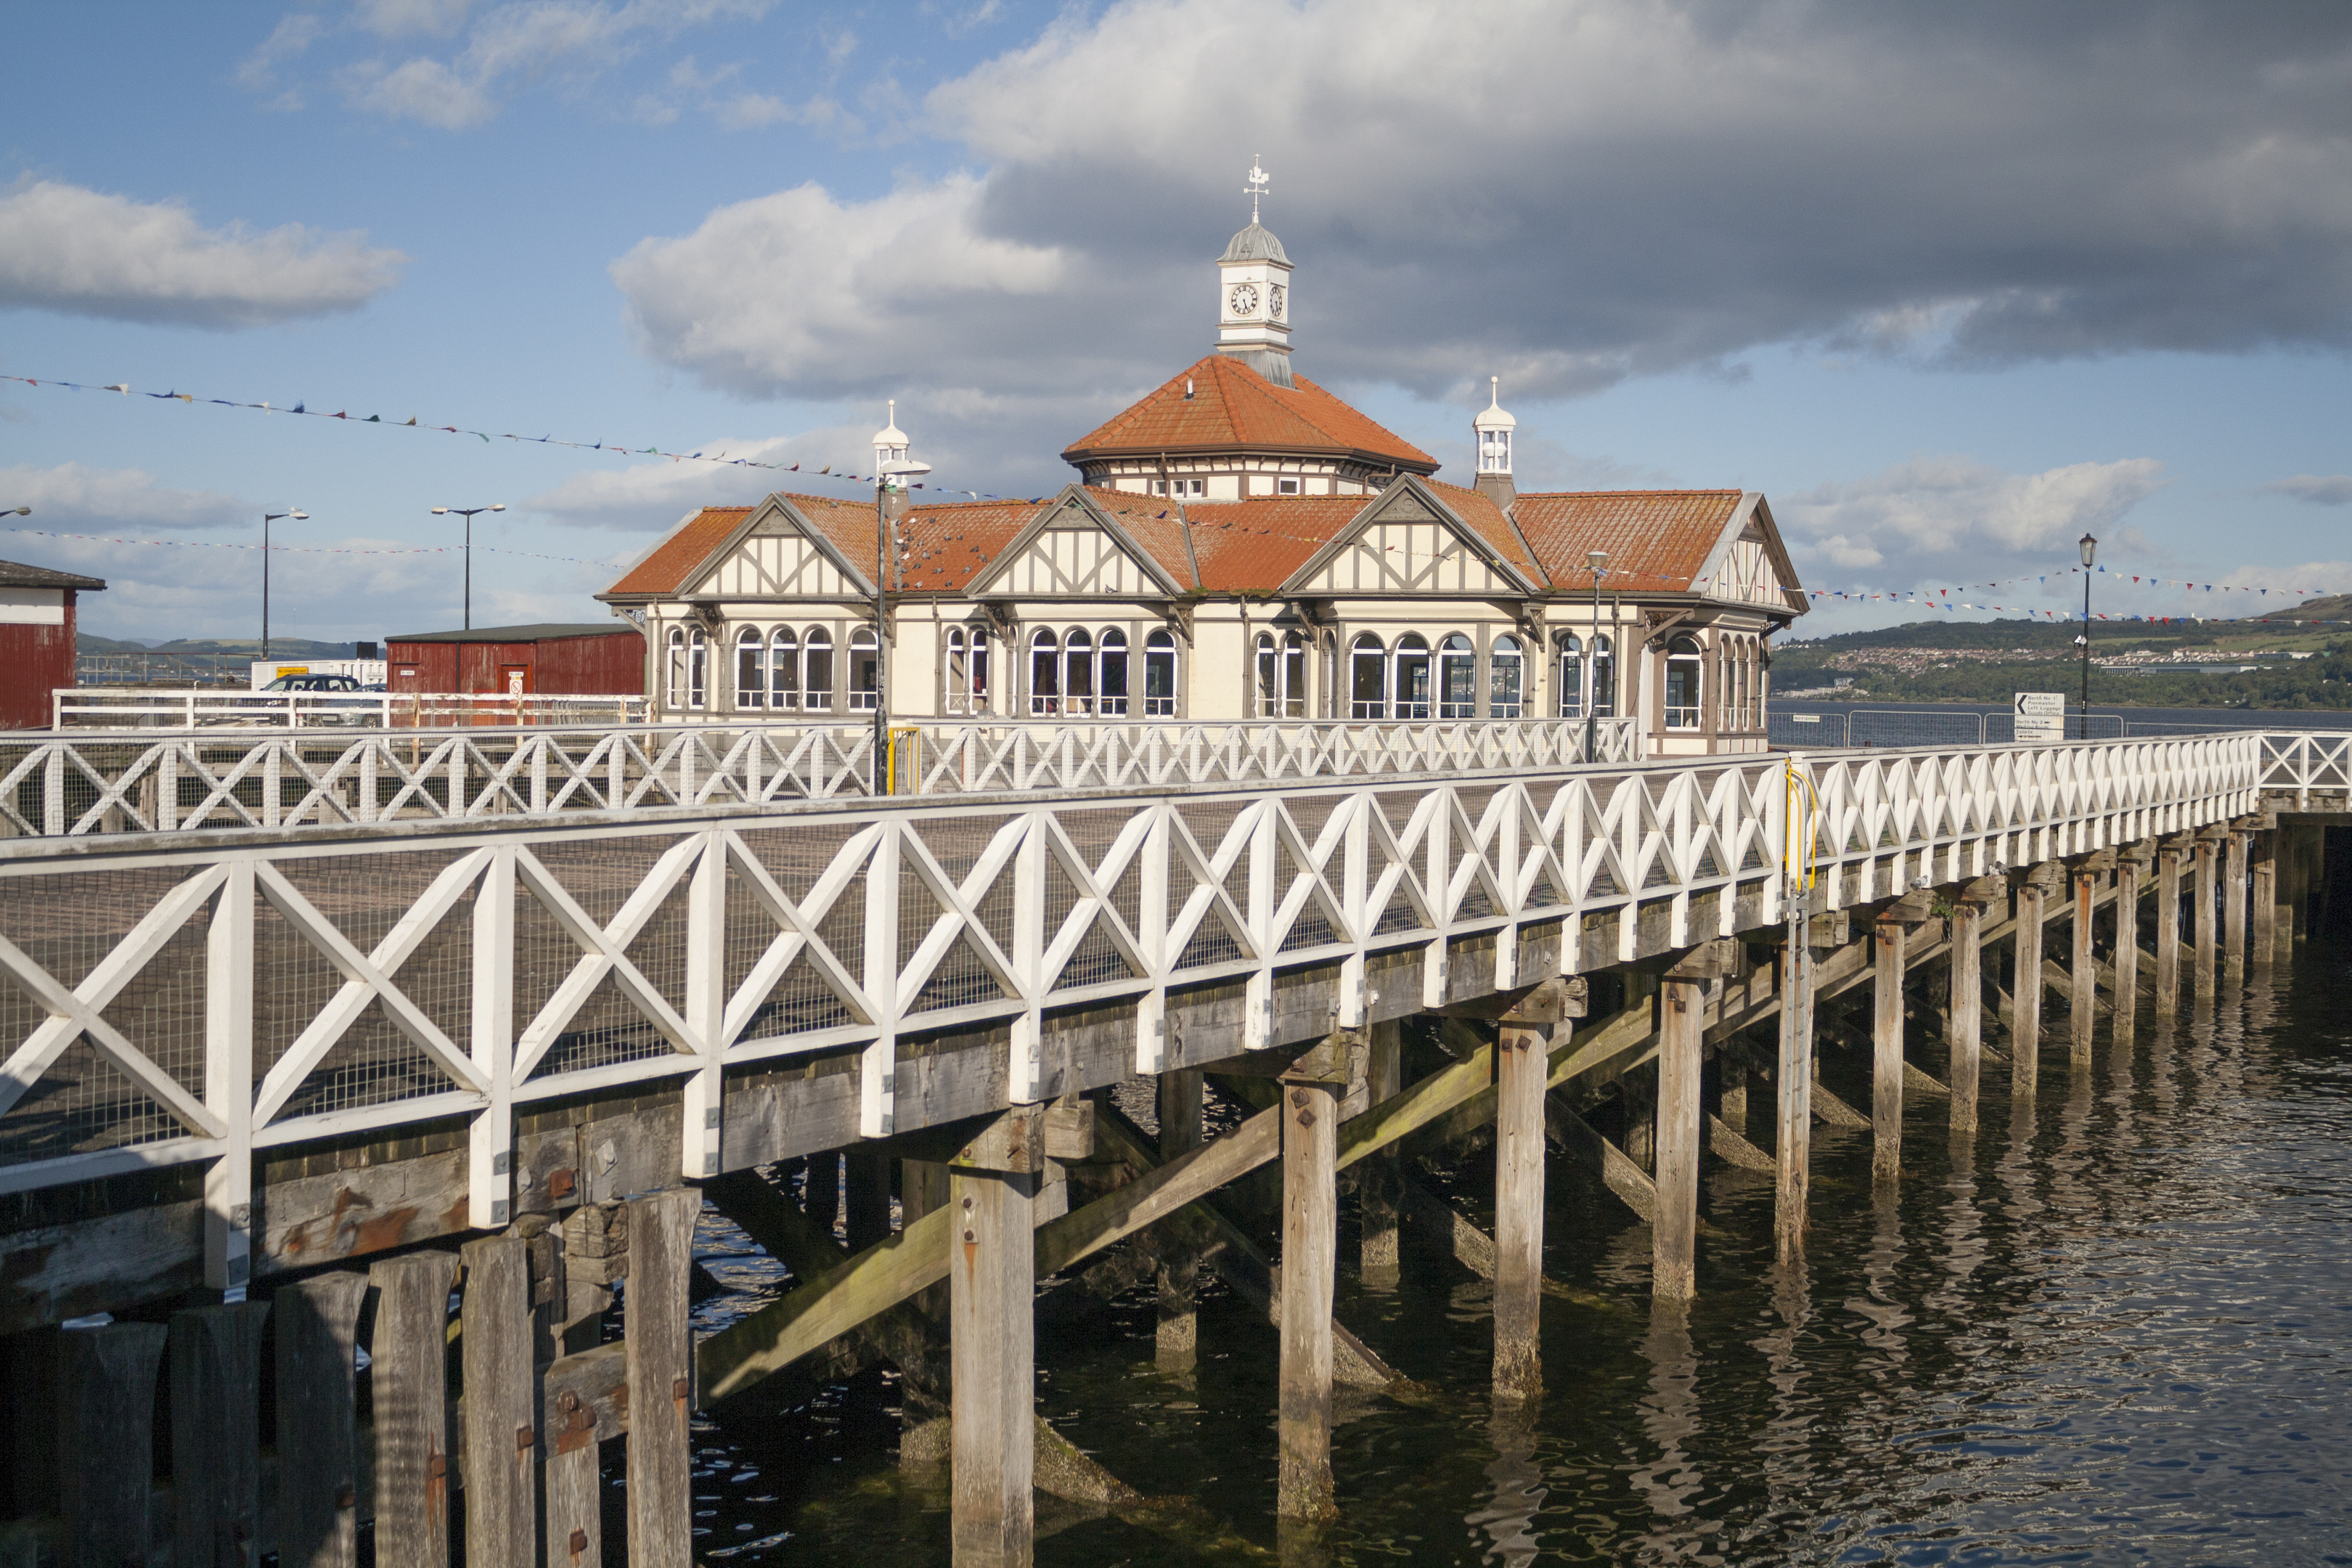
4 0 2351 645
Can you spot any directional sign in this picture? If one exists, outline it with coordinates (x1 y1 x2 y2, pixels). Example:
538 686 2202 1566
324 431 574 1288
2014 691 2065 743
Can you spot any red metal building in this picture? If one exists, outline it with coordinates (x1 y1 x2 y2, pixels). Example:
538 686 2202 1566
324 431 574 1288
0 558 105 730
385 623 644 695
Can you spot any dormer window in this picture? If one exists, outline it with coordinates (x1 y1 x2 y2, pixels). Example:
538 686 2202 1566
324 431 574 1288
1277 478 1300 495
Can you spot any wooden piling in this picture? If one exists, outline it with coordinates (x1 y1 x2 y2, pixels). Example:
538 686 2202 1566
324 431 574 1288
460 1233 538 1568
1278 1061 1342 1520
2225 830 2250 973
2194 835 2219 994
2012 874 2047 1095
903 1158 951 1326
544 1377 603 1568
846 1146 893 1251
951 1110 1040 1565
169 1301 269 1568
1359 1023 1403 1289
1493 992 1556 1399
1156 1069 1204 1369
367 1249 460 1568
2156 842 2183 1016
1774 933 1814 1264
2112 852 2142 1042
2070 865 2098 1066
625 1188 700 1567
1871 916 1906 1183
1948 893 1985 1133
274 1272 367 1568
57 1322 166 1568
2253 830 2278 966
1658 947 1726 1299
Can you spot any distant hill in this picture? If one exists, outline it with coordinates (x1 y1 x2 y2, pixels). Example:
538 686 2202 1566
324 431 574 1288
1777 617 2205 654
78 636 364 659
2253 595 2352 623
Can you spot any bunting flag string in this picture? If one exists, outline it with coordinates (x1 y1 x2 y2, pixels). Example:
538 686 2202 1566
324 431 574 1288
2 526 617 567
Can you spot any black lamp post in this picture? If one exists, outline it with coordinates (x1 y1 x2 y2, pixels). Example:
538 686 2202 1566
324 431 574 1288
431 505 505 631
872 458 929 791
2078 532 2097 739
262 509 309 661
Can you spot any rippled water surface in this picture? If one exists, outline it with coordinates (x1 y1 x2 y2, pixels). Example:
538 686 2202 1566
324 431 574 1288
675 946 2352 1565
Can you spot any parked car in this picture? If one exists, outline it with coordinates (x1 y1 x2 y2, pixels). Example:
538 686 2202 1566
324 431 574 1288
232 672 384 727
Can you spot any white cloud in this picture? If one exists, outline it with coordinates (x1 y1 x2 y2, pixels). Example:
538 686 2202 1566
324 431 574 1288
0 179 404 327
2264 474 2352 507
0 462 250 532
1778 454 2168 589
521 433 807 531
237 13 325 107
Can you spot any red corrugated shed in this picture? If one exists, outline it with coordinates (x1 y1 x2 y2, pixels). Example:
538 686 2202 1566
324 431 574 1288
385 624 643 695
0 558 104 730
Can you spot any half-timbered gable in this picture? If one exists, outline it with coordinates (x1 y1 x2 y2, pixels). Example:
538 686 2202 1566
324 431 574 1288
966 490 1185 603
690 498 872 602
1281 480 1539 597
1689 497 1806 616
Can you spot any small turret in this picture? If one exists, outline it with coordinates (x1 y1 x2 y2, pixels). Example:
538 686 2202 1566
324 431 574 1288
1473 376 1516 508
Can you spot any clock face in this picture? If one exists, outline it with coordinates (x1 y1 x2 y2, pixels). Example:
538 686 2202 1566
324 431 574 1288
1268 284 1286 320
1229 282 1259 316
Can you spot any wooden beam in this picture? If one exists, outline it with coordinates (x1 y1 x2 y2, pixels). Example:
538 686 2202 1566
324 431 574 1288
368 1249 459 1568
1654 975 1702 1299
1155 1069 1204 1371
2070 867 2098 1065
1871 918 1906 1182
1706 1114 1773 1172
169 1302 269 1568
1545 1099 1657 1222
1948 897 1983 1133
2012 875 2046 1095
460 1235 537 1568
275 1271 367 1568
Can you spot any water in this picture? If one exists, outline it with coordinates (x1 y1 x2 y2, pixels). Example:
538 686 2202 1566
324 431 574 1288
671 945 2352 1565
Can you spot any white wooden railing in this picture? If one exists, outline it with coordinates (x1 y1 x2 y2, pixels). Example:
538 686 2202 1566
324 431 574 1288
52 687 651 730
0 731 2262 1296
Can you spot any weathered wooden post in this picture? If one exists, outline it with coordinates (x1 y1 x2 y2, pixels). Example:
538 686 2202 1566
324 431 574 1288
368 1249 461 1568
275 1271 368 1568
1775 919 1820 1264
1495 982 1568 1399
2070 854 2110 1066
2011 867 2051 1095
1949 877 2000 1135
58 1322 167 1568
2113 846 2146 1042
1659 943 1729 1299
2253 830 2278 966
1871 894 1931 1182
1360 1023 1403 1289
2156 838 2184 1016
2224 828 2250 973
169 1301 271 1568
2194 830 2221 995
950 1108 1041 1564
1279 1035 1347 1520
626 1188 700 1566
846 1146 893 1251
460 1233 538 1568
1157 1069 1204 1368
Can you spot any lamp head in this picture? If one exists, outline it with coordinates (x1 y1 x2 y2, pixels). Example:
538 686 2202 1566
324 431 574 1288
489 504 506 513
6 506 27 517
289 510 308 520
430 507 449 515
1588 550 1608 573
2078 532 2097 568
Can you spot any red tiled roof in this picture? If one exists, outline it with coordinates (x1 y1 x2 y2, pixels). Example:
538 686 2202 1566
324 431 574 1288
1183 496 1368 591
603 507 750 595
1510 491 1748 595
1424 479 1545 585
1063 355 1437 473
793 494 1042 594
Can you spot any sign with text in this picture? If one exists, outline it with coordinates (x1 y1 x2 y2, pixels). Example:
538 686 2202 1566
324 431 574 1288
2014 691 2066 743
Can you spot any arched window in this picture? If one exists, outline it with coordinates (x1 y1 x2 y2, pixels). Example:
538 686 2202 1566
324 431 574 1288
684 627 706 710
848 627 878 712
1255 632 1279 719
1553 632 1583 718
1665 634 1702 730
946 625 989 714
1437 634 1477 719
803 628 833 712
1253 630 1309 719
1281 631 1307 718
1143 629 1179 715
1490 634 1524 719
736 627 766 709
1099 629 1129 716
666 628 687 711
1393 634 1431 720
1029 629 1060 715
1349 633 1387 719
1063 627 1094 716
1591 634 1615 718
770 628 800 712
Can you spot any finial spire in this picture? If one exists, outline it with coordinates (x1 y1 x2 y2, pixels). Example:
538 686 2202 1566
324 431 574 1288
1489 375 1500 409
1244 155 1270 224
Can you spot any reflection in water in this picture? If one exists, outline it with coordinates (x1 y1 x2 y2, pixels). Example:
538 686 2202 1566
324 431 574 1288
1465 1400 1546 1567
1629 1299 1706 1559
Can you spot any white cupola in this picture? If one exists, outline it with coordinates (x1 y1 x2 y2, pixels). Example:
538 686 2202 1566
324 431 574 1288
1473 376 1517 507
1216 158 1296 389
873 399 910 477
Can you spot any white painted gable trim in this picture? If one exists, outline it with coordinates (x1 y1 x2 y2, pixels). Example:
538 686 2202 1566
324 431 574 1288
963 486 1185 600
678 493 875 600
1276 475 1539 597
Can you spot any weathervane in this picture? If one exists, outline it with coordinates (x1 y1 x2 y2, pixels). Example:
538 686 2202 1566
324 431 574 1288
1244 156 1270 224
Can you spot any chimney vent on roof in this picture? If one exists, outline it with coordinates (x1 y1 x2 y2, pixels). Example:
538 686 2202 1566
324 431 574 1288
1184 377 1194 400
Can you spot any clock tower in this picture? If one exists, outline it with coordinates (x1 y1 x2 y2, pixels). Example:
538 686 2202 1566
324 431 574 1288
1217 158 1295 388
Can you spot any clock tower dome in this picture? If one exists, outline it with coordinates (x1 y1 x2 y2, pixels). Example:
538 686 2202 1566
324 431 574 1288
1217 158 1295 388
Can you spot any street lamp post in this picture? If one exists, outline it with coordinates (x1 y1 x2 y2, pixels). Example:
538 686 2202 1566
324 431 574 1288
430 505 506 631
872 459 931 791
261 510 309 661
2078 532 2098 740
1585 550 1609 762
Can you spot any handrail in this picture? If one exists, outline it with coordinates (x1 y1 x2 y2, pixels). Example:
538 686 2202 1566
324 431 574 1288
52 687 650 730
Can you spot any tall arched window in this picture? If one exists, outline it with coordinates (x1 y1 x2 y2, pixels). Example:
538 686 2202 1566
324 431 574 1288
736 627 766 709
1253 631 1309 719
1281 630 1307 718
1489 634 1524 719
1255 632 1279 719
803 628 833 712
1144 629 1179 715
1665 634 1702 729
684 627 706 710
1099 629 1129 716
946 625 990 714
849 627 878 712
1063 628 1094 716
1029 628 1060 715
1553 632 1583 718
1437 634 1477 719
1349 634 1387 719
1591 635 1615 718
666 628 687 711
770 628 800 712
1394 634 1432 720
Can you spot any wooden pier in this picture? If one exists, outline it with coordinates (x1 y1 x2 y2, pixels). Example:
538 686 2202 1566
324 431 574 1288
0 726 2342 1564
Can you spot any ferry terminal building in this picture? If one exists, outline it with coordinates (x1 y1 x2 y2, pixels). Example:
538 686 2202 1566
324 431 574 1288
597 211 1807 758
